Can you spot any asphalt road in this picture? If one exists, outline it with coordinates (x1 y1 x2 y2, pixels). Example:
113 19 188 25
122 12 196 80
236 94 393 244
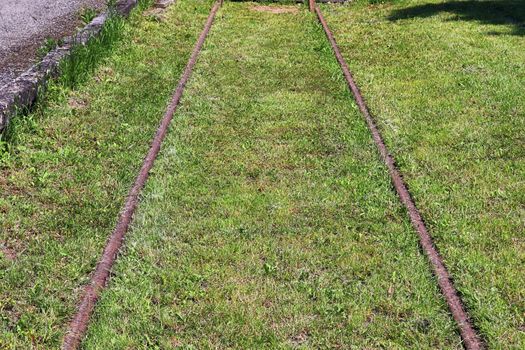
0 0 106 87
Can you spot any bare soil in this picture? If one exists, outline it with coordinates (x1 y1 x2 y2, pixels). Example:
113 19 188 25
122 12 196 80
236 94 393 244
251 5 299 14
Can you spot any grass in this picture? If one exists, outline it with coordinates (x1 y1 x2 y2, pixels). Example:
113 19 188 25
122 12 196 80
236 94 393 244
63 0 157 88
36 38 63 60
2 0 521 348
80 2 462 348
0 0 154 151
79 8 98 25
0 0 215 347
321 0 525 347
60 11 126 88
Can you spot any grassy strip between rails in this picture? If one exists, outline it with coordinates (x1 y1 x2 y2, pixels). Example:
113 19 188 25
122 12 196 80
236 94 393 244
321 0 525 347
81 2 461 348
0 0 215 347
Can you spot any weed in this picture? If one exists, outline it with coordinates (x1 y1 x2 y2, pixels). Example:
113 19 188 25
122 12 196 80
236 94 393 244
60 14 125 87
79 8 98 25
35 38 61 59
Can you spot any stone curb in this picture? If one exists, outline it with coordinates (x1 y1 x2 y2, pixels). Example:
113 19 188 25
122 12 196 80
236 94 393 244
0 0 138 133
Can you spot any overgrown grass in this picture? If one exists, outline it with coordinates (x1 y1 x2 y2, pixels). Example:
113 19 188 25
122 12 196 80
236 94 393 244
81 2 461 348
62 0 156 88
0 0 214 347
322 0 525 347
60 13 126 88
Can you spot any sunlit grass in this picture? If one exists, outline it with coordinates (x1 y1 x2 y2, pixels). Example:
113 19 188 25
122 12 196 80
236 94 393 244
322 0 525 347
81 2 460 348
0 1 214 347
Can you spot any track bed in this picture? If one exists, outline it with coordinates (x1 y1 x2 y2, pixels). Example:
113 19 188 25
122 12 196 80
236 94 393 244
82 2 460 348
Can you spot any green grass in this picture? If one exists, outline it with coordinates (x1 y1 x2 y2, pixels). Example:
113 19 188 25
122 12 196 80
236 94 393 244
0 1 214 347
36 38 63 60
2 0 521 348
63 0 156 88
81 2 461 348
321 0 525 347
80 7 99 25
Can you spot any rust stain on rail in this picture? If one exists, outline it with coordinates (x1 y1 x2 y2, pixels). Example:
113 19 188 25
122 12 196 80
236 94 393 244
61 1 223 348
313 3 484 350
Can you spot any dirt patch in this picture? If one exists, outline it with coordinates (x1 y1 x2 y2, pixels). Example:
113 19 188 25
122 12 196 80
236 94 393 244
143 8 167 21
1 245 17 261
170 336 183 348
251 6 299 14
68 96 89 110
142 0 176 21
290 330 309 347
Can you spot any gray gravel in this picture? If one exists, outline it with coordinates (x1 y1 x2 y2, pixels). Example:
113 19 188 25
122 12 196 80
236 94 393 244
0 0 106 86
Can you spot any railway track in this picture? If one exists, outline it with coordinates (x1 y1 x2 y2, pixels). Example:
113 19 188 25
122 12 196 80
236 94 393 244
61 1 224 348
312 4 484 350
21 1 482 348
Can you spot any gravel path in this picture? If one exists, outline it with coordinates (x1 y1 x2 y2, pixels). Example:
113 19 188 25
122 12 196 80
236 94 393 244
0 0 106 87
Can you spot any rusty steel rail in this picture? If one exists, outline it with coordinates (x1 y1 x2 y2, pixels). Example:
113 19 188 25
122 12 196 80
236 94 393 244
61 1 223 348
313 3 484 350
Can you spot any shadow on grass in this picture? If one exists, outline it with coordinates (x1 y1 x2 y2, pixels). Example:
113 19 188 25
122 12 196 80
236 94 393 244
388 0 525 36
